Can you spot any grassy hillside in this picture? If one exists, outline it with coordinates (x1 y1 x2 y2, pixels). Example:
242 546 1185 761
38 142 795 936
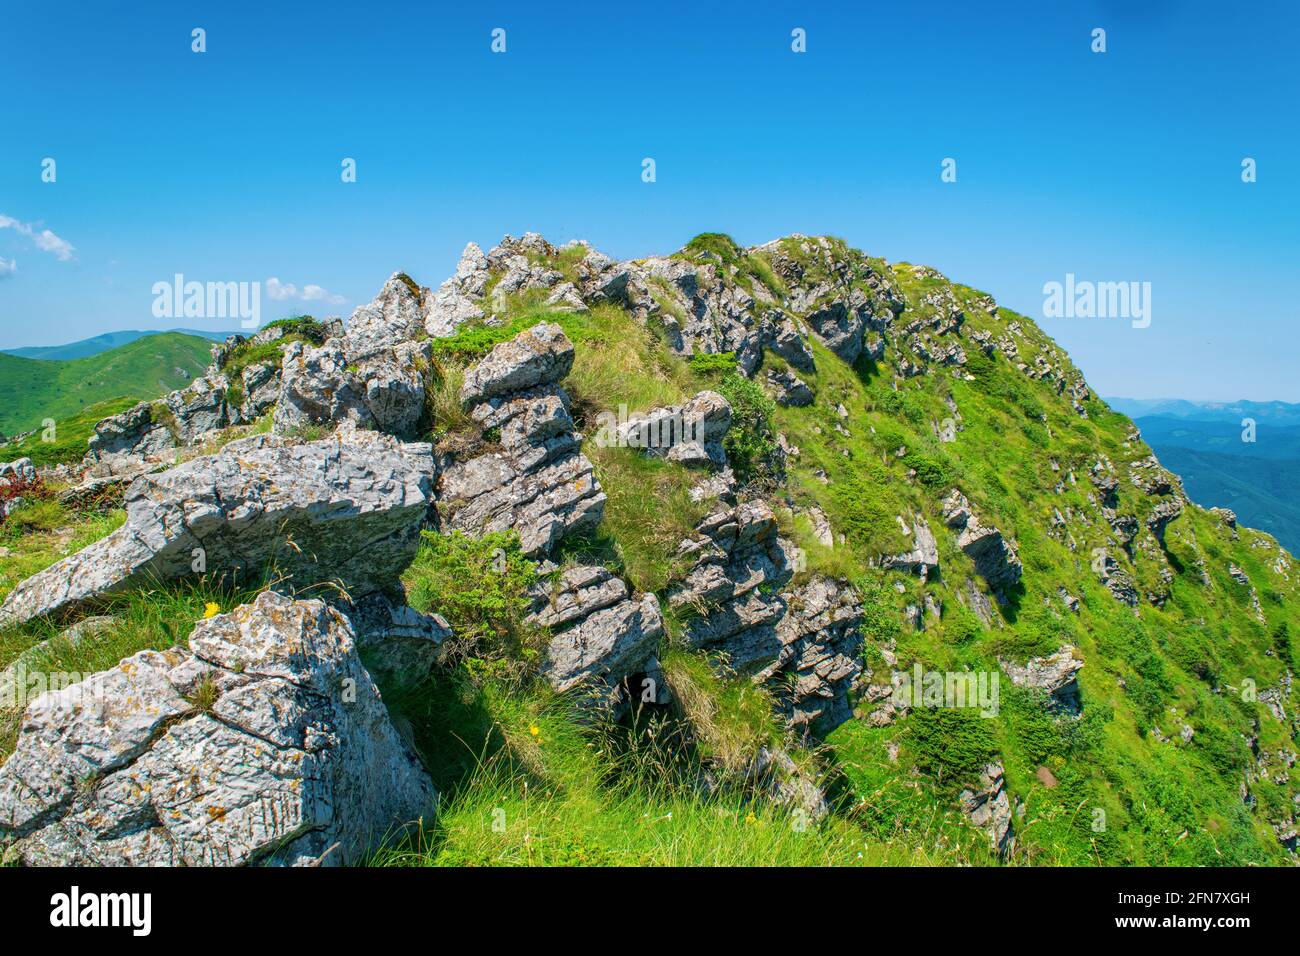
0 332 211 435
2 233 1296 867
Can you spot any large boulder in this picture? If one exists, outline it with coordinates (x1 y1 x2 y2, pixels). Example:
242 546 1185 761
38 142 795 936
0 591 434 866
459 322 575 406
0 427 434 630
439 324 605 557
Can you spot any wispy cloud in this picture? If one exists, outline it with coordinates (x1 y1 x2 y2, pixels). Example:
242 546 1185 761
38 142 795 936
0 257 16 279
0 214 75 262
265 276 346 306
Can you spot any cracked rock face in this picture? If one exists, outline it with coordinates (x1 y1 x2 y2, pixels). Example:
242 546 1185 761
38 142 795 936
774 577 865 734
612 390 732 468
667 501 863 736
275 338 430 439
941 489 1022 592
669 501 795 673
438 324 605 557
528 566 665 700
0 427 435 630
882 514 939 580
85 401 178 473
959 761 1014 858
1000 646 1084 714
0 591 434 866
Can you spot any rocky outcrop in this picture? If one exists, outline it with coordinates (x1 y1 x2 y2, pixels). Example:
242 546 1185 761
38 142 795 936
528 566 665 703
959 760 1014 858
0 426 434 630
1094 548 1139 606
941 490 1022 593
881 514 940 580
438 324 605 557
612 390 732 468
274 337 430 439
668 501 794 673
1000 646 1084 714
0 591 434 866
765 369 814 407
344 272 426 357
774 577 865 734
667 502 862 736
85 401 178 472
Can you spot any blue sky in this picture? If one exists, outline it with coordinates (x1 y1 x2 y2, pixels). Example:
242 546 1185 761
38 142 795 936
1 0 1296 400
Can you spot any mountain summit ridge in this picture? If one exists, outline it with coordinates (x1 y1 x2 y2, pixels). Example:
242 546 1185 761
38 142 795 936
1 231 1296 867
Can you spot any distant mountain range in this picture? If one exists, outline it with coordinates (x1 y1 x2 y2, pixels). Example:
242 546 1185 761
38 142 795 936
1108 397 1300 554
1 328 240 362
1107 396 1300 427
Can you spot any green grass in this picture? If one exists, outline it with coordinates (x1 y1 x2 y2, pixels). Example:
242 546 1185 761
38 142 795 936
0 332 212 435
0 396 139 467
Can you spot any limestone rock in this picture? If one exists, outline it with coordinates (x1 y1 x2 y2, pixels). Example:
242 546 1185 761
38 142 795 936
344 272 426 358
773 577 865 734
530 566 665 699
941 489 1022 592
612 390 732 468
765 368 814 407
0 591 434 866
85 401 177 472
274 338 430 439
668 501 794 674
882 515 940 580
439 325 604 557
1000 646 1084 714
0 427 435 630
345 593 452 688
959 761 1014 858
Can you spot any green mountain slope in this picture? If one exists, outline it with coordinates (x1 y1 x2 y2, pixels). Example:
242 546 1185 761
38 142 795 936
2 233 1296 868
0 332 212 435
2 327 239 361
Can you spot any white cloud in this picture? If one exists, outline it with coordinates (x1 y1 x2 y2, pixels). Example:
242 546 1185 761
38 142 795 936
265 277 345 306
0 257 16 279
0 213 75 261
265 276 298 300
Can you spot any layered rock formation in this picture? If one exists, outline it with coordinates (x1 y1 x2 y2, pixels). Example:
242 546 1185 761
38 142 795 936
0 426 434 629
438 323 605 557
